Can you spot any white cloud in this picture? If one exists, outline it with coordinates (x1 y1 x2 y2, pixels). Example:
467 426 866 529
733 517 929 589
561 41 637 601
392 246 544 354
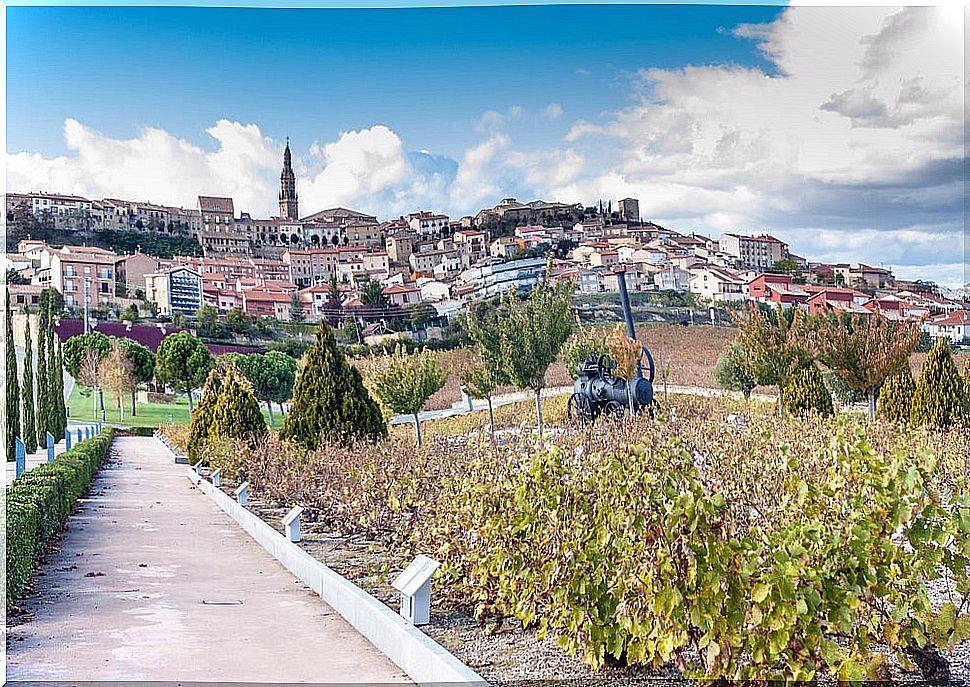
550 6 963 280
474 105 525 132
7 118 279 213
543 103 564 120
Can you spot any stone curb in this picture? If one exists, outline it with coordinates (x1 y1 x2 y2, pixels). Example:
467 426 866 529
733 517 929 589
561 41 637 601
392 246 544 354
153 435 486 686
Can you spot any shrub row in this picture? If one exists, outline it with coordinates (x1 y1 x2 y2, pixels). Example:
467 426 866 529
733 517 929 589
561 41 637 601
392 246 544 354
6 429 115 606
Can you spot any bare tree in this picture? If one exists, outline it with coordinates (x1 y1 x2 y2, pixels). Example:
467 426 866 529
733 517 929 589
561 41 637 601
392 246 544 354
77 349 104 418
99 344 136 422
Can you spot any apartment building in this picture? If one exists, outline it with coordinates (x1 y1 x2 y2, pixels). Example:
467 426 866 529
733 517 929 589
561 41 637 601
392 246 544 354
720 233 790 270
39 245 119 308
145 267 203 316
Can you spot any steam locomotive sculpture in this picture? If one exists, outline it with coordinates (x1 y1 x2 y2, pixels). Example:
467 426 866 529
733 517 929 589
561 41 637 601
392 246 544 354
567 269 658 425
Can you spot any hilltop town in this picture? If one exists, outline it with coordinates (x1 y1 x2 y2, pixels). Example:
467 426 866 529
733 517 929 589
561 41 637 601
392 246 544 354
5 141 968 347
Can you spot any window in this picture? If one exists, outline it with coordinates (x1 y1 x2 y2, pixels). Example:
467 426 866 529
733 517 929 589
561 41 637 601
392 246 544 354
66 295 75 306
84 266 91 274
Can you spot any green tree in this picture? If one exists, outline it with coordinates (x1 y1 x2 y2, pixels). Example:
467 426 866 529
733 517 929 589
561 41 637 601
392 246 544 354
63 332 113 377
783 363 833 417
371 346 446 446
289 292 305 323
359 279 388 307
37 287 64 321
561 324 609 381
195 303 228 339
267 337 310 360
51 336 66 440
114 337 155 416
472 283 574 441
187 366 224 463
209 363 267 447
911 337 967 428
714 342 757 399
280 323 386 449
20 310 37 453
63 331 112 418
226 307 252 336
5 291 21 462
233 351 297 426
155 331 213 414
811 313 921 420
461 358 503 438
35 304 50 445
731 304 812 417
877 366 916 424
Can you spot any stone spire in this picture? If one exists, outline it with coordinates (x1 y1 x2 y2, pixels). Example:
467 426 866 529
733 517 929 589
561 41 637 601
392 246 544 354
279 137 299 220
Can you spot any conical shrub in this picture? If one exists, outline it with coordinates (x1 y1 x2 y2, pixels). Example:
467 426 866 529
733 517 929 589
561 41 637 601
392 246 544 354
209 364 266 446
911 337 967 428
877 366 915 424
280 322 386 449
187 366 225 463
783 363 833 417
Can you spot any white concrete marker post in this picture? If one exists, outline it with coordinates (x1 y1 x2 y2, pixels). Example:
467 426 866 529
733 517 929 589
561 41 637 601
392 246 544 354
235 481 249 508
282 505 304 543
211 467 222 488
391 555 440 626
15 438 26 479
46 432 55 463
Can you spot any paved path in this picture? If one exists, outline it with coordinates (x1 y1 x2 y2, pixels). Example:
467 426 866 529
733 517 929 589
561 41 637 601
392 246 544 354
6 437 409 684
390 382 777 425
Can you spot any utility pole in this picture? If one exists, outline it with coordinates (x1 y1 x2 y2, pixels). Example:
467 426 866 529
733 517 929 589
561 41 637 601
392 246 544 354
84 277 91 333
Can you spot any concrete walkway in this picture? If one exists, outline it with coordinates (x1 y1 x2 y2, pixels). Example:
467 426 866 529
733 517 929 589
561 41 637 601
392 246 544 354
6 436 409 684
390 382 777 425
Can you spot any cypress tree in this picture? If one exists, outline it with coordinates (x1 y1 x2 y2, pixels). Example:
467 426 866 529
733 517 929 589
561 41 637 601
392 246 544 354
911 337 967 428
187 366 225 463
5 292 22 462
21 310 37 453
877 366 915 424
280 322 386 449
35 304 49 447
52 336 67 440
45 303 59 438
783 363 834 417
209 364 266 445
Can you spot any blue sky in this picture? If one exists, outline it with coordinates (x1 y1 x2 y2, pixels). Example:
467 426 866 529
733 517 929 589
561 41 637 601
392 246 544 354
7 5 782 158
5 5 966 288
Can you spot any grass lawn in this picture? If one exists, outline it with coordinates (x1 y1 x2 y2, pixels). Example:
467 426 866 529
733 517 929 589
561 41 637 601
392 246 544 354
67 385 283 429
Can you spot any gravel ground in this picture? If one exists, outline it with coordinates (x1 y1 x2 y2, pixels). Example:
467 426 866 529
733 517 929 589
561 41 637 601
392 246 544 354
238 494 969 686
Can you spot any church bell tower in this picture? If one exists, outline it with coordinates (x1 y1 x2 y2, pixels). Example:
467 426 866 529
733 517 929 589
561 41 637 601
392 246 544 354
279 137 299 220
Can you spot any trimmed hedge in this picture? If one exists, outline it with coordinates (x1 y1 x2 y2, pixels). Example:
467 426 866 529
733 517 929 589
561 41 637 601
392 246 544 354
124 426 158 437
5 429 115 606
